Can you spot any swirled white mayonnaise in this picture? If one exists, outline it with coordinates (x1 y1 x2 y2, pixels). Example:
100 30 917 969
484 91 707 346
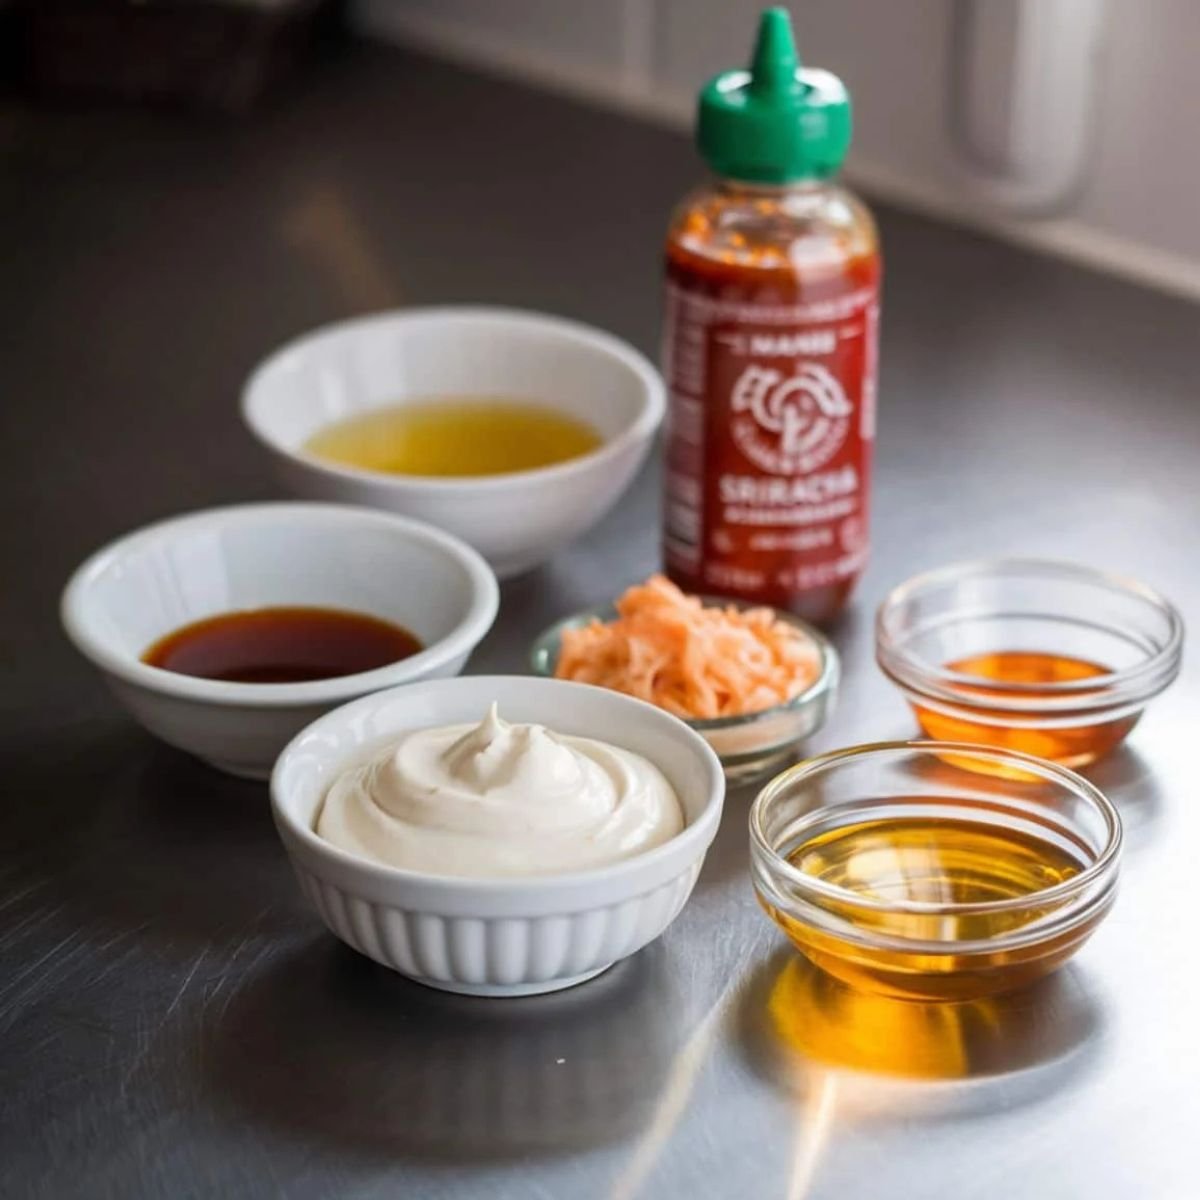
316 704 684 877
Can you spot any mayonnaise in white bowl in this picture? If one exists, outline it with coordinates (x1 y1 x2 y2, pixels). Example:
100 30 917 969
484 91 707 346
271 676 725 996
318 704 684 877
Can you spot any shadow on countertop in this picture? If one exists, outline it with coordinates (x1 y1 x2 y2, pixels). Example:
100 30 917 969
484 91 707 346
198 936 685 1162
1082 744 1165 852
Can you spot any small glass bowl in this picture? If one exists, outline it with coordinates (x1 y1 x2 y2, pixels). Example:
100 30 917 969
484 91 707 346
876 559 1183 771
750 741 1122 1001
530 599 839 785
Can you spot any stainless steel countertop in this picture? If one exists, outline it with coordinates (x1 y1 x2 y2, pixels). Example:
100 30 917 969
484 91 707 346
3 44 1198 1200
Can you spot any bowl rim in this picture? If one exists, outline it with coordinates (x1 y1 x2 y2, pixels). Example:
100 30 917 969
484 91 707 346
269 675 726 897
60 501 500 708
240 306 666 494
749 739 1123 918
875 557 1184 711
529 595 840 732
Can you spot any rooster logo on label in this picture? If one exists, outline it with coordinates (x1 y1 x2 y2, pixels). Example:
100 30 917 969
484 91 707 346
730 362 853 475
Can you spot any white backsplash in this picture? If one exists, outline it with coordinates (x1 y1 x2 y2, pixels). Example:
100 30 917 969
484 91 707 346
354 0 1200 300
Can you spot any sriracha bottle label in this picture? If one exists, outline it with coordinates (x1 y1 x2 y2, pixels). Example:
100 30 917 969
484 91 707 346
662 262 879 611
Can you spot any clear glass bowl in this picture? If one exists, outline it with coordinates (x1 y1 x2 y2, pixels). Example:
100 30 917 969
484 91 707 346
876 558 1183 770
750 742 1122 1001
530 599 839 785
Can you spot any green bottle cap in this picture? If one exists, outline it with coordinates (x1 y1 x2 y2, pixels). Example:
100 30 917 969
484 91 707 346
697 7 852 183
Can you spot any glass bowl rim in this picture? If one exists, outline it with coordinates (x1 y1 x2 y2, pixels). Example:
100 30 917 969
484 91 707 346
529 596 840 732
749 738 1123 918
875 557 1184 711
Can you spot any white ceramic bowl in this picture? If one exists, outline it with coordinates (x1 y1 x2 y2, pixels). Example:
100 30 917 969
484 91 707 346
271 676 725 996
240 307 665 578
61 503 499 779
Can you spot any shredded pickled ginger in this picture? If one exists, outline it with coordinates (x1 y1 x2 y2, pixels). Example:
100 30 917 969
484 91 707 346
554 575 820 719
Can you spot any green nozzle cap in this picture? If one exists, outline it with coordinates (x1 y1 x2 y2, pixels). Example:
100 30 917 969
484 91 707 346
697 7 851 183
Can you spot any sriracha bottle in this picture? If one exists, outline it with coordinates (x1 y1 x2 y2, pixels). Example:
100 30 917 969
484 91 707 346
661 7 881 624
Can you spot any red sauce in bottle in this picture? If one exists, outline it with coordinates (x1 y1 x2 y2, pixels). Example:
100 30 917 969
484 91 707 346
662 191 880 623
660 9 881 624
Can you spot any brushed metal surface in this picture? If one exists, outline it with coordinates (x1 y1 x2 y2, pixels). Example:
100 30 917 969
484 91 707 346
2 44 1197 1200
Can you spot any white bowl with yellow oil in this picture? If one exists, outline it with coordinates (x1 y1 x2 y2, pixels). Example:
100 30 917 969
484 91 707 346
241 308 665 578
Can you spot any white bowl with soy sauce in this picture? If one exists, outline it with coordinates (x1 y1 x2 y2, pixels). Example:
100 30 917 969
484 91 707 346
60 503 499 778
240 307 665 578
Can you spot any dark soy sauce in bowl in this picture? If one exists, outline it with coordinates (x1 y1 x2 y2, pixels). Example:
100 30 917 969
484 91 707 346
143 607 422 684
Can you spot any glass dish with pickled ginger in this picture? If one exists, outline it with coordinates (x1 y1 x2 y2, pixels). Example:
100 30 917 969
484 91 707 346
531 576 839 783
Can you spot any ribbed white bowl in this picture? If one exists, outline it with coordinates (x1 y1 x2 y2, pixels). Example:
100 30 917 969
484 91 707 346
271 676 725 996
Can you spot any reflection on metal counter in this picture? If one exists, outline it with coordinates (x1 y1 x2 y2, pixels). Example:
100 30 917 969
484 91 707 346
206 941 684 1157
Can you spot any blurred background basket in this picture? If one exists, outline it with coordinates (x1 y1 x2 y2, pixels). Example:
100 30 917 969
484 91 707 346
16 0 341 111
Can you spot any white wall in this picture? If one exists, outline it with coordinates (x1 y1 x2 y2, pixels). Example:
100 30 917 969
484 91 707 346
1080 0 1200 266
354 0 1200 300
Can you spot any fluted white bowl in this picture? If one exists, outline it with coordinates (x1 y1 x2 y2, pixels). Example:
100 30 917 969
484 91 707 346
271 676 725 996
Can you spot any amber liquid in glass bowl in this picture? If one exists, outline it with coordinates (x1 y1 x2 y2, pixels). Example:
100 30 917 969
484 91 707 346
875 560 1183 775
910 650 1137 770
760 807 1102 1001
751 743 1121 1004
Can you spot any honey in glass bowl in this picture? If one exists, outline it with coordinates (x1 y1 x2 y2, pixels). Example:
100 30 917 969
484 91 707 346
749 742 1122 1002
908 650 1139 770
875 559 1183 772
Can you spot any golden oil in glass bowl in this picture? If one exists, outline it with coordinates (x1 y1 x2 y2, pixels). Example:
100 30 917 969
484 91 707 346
750 743 1121 1002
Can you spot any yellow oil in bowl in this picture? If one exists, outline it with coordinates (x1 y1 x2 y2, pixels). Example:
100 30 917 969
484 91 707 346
305 398 602 478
